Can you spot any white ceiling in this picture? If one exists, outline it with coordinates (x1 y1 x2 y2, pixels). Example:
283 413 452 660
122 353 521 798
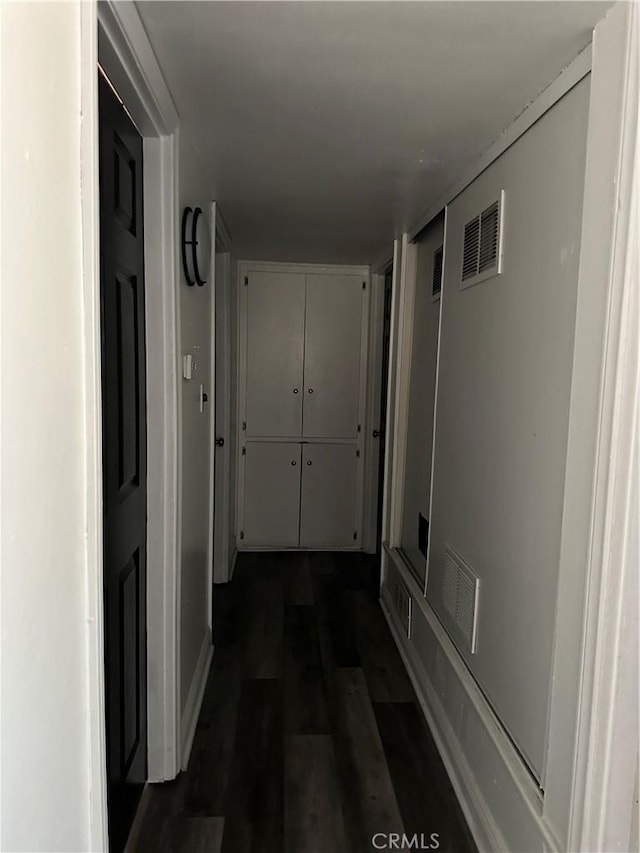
136 1 611 264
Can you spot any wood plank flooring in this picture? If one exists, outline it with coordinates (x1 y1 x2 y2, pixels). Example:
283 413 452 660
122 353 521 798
134 552 477 853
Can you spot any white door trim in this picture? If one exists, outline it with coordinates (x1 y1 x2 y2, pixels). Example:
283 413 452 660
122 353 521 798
362 271 386 553
559 4 639 849
79 5 108 848
380 239 402 588
388 235 418 549
86 0 182 812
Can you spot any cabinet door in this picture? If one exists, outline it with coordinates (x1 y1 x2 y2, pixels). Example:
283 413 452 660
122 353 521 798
246 271 305 437
303 274 364 439
242 442 301 547
300 443 358 548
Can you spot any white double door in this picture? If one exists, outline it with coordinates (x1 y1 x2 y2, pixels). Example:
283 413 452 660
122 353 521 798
241 269 366 548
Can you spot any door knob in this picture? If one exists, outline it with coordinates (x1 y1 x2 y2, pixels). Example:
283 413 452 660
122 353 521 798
291 460 297 466
293 388 299 394
373 430 381 438
308 388 314 394
307 460 313 466
215 437 225 447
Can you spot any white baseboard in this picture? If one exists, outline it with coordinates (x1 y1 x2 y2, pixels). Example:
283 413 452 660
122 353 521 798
180 634 214 771
381 596 504 852
381 547 560 853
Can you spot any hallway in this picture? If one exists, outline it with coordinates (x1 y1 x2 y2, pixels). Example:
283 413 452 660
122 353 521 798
134 553 477 852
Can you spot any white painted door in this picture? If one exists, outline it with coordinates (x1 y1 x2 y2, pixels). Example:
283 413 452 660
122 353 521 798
242 442 302 547
303 274 364 439
299 443 358 548
245 271 305 437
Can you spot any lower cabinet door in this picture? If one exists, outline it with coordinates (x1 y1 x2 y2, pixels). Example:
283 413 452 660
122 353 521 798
300 443 358 548
243 442 302 547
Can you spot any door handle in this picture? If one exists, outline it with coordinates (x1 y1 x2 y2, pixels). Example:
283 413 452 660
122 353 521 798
215 437 225 447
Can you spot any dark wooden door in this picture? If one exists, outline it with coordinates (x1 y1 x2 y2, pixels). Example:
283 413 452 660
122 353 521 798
376 269 394 555
99 75 147 853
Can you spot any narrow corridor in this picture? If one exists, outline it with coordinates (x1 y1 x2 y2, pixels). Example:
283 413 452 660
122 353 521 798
134 553 477 853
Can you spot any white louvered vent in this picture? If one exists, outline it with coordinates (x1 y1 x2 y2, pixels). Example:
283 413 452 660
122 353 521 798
461 190 504 289
441 546 480 653
387 566 412 639
432 244 444 300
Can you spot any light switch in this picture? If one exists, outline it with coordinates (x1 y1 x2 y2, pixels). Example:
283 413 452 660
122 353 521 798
183 354 193 380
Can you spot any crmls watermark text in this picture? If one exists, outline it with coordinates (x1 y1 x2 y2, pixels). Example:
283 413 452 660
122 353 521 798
371 832 440 850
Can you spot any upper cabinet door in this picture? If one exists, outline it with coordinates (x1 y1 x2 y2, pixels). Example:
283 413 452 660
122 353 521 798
246 271 305 437
303 274 364 439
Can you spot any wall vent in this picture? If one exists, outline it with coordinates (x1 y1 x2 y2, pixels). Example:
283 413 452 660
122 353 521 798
441 545 480 653
460 190 504 289
432 244 443 300
387 565 412 639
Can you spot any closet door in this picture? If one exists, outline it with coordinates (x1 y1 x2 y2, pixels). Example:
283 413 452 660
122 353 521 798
303 274 364 439
246 271 305 437
300 443 358 548
242 442 302 547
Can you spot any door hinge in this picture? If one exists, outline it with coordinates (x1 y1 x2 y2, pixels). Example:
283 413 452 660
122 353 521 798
242 447 246 456
240 531 245 540
357 424 361 433
362 281 366 290
242 421 247 431
353 531 358 540
244 276 248 286
356 449 360 458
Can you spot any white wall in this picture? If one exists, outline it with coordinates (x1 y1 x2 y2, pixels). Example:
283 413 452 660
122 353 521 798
400 215 443 579
426 78 590 778
0 2 98 849
178 134 214 716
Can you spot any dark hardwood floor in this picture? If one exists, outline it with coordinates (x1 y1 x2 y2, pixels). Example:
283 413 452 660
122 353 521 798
134 552 477 853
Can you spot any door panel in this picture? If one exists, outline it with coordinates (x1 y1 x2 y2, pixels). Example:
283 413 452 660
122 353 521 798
99 74 147 852
246 271 305 437
300 443 358 548
303 274 363 439
243 442 302 546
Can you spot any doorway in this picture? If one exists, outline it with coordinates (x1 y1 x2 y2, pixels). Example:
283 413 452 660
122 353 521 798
98 74 147 851
375 267 394 556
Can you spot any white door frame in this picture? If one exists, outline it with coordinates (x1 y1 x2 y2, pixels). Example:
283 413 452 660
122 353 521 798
207 203 233 588
362 269 386 553
82 9 182 848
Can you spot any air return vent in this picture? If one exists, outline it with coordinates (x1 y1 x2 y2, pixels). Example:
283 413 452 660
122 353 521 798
432 244 443 299
461 190 504 289
441 546 480 653
387 565 412 639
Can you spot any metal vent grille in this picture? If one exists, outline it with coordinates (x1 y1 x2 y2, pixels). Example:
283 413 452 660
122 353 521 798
462 216 480 281
388 566 412 639
441 546 480 653
479 201 499 272
461 191 504 287
432 244 444 298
